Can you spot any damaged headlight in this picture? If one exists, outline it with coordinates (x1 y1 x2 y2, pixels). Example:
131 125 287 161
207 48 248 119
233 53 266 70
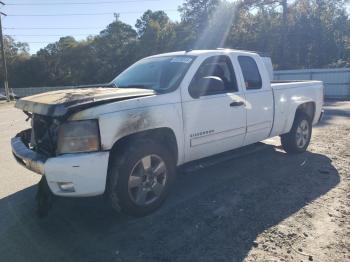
56 120 100 154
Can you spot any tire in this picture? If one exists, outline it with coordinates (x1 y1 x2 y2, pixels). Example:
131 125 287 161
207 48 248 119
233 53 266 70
107 139 176 217
280 112 312 154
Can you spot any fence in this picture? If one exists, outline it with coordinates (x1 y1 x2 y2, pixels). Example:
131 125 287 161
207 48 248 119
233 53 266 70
274 68 350 99
11 85 78 98
10 84 109 98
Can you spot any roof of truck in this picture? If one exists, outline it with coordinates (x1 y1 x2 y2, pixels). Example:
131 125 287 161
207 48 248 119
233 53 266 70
148 49 262 58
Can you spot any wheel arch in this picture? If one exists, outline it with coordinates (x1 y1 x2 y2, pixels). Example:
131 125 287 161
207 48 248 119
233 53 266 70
108 127 179 168
295 101 316 122
282 101 316 135
280 103 314 154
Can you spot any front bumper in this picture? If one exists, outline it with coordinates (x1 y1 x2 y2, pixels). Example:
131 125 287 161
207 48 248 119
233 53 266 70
45 151 110 197
11 129 110 197
11 129 46 175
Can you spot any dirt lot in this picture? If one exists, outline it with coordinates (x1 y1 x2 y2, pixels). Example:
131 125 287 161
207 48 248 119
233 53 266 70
0 101 349 262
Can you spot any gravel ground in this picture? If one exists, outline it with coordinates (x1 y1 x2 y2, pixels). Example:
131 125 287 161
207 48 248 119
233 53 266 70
0 100 349 262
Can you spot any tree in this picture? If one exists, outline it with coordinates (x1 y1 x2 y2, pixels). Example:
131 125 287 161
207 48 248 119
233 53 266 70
91 15 138 82
179 0 220 27
0 36 30 89
0 0 349 88
193 1 239 49
136 10 176 56
178 0 220 48
136 10 170 36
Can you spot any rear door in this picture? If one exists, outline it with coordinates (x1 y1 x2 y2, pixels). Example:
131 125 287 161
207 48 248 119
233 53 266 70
236 55 274 145
182 55 247 162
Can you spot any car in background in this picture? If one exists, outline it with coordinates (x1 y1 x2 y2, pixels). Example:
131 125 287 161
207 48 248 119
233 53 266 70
0 92 19 100
0 93 6 100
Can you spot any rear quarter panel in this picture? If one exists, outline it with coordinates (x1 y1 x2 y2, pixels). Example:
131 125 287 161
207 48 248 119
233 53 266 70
270 81 324 137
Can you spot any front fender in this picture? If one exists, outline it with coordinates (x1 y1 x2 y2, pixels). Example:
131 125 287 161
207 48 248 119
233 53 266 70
98 103 184 164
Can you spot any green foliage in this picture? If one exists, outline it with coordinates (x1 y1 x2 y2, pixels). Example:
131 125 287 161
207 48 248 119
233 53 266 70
1 0 349 88
179 0 220 29
136 10 170 36
137 10 177 55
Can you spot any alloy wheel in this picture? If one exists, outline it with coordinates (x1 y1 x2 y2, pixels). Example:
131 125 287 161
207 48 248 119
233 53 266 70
128 155 167 206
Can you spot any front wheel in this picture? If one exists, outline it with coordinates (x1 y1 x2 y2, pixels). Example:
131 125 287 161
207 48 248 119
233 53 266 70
107 139 175 217
280 112 312 154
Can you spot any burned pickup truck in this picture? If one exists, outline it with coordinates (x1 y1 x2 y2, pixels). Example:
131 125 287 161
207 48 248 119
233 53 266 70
11 49 324 217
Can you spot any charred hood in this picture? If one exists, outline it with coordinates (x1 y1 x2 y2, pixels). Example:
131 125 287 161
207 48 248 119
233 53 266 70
15 87 156 117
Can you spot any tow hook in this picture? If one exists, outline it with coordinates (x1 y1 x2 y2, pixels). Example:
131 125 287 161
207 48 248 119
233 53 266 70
36 176 54 218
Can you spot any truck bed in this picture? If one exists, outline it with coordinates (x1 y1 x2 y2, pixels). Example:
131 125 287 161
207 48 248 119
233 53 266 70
269 80 324 137
271 80 322 90
271 80 314 84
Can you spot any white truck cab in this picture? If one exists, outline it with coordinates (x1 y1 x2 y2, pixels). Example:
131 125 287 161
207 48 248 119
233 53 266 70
11 49 324 216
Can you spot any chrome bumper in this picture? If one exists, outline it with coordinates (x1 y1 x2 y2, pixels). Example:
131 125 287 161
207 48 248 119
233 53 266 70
11 129 47 175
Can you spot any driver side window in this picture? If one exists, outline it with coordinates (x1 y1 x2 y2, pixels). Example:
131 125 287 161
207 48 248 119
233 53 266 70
189 55 238 98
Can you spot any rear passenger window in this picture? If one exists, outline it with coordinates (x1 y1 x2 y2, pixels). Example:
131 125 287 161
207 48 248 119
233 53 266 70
238 56 262 90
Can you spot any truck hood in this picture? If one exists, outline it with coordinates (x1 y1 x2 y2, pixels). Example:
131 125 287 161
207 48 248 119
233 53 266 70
15 87 156 117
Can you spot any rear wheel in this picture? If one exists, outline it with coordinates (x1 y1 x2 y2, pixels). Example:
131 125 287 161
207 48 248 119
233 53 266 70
281 112 312 154
107 139 175 217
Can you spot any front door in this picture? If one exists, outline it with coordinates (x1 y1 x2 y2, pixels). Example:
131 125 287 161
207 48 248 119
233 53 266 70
182 55 247 162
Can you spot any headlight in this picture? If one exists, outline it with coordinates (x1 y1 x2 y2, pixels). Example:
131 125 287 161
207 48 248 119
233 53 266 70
57 120 100 154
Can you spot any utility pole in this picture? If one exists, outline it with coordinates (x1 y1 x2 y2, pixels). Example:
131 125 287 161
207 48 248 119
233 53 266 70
0 1 9 102
280 0 288 69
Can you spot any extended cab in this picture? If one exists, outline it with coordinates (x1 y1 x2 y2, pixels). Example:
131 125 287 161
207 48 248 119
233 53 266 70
11 49 324 216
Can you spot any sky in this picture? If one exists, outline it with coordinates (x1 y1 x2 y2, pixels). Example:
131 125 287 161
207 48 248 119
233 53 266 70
1 0 185 54
2 0 349 54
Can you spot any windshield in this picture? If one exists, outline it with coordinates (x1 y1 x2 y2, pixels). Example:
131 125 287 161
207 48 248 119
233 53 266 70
112 56 195 92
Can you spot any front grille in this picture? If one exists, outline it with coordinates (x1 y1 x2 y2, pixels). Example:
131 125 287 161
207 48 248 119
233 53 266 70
32 114 59 156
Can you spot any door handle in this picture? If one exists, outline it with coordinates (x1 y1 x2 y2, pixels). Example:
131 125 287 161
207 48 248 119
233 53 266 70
230 101 245 107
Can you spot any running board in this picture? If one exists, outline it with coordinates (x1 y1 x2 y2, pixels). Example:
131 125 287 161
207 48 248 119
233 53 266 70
180 142 273 173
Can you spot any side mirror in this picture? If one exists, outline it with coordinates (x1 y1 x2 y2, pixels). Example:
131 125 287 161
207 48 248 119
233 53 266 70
189 76 225 98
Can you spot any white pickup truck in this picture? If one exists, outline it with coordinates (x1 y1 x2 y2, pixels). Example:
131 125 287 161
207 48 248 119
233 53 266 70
11 49 324 216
